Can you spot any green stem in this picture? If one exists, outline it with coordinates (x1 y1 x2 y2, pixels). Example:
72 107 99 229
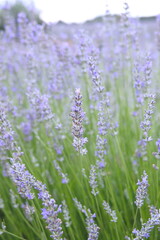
3 230 26 240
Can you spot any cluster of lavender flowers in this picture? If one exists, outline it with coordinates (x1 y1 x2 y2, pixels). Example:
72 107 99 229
133 61 144 114
27 88 54 122
132 206 160 239
0 105 64 239
53 160 69 184
120 2 131 49
73 198 100 240
133 54 152 116
76 30 90 73
0 104 17 176
89 164 99 196
136 94 156 160
135 171 149 208
88 47 118 168
1 2 160 240
103 201 118 222
0 104 15 153
70 88 88 155
88 55 104 93
9 150 64 239
95 100 108 169
38 190 63 239
96 92 118 168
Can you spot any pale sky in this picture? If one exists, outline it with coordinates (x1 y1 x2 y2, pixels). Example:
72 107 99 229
1 0 160 23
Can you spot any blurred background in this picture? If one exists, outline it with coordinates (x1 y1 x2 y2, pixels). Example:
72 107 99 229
0 0 159 24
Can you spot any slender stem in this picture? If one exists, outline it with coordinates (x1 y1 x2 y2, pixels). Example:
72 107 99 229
2 230 26 240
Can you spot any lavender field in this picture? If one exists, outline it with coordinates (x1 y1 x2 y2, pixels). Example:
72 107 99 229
0 3 160 240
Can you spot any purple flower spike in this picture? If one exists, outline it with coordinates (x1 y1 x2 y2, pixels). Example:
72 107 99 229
70 88 88 155
135 171 149 208
132 206 160 240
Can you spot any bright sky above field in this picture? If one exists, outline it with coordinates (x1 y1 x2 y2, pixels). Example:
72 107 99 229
1 0 160 23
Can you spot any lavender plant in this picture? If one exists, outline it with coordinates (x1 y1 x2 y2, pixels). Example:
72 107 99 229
132 206 160 240
135 171 149 208
0 2 160 240
103 201 118 222
70 88 88 155
73 198 100 240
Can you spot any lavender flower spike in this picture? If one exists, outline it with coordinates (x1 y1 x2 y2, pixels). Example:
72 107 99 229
135 171 149 208
10 152 64 240
89 165 99 196
103 201 118 222
132 206 160 239
73 198 100 240
70 88 88 155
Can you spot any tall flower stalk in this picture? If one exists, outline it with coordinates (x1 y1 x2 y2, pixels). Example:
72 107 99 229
136 94 156 160
70 88 88 155
73 198 100 240
135 171 149 208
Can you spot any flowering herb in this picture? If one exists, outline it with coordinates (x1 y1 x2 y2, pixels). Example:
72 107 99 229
70 88 88 155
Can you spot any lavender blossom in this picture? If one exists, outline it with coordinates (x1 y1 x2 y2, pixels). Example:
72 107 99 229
73 197 83 212
7 147 63 239
73 198 100 240
88 56 104 93
25 51 37 80
27 88 54 122
20 121 33 142
95 92 118 168
125 237 131 240
87 213 100 240
10 155 64 239
133 54 152 116
38 189 63 240
103 201 118 222
70 88 88 155
9 153 35 200
143 54 152 89
152 164 159 170
136 94 156 160
0 106 64 239
89 165 99 196
76 30 89 73
132 206 160 239
0 105 15 152
135 171 149 208
133 61 144 113
53 160 69 184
